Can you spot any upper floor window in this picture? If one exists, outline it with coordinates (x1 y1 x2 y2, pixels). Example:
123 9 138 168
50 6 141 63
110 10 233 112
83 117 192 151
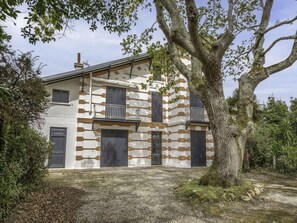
152 66 162 81
190 92 203 108
152 92 163 123
190 92 204 121
52 89 69 103
106 86 126 119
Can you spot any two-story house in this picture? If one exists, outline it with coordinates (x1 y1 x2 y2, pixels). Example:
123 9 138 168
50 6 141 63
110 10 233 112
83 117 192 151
42 53 214 169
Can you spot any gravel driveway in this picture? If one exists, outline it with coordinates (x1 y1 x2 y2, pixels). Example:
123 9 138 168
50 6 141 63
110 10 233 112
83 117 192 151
7 167 297 223
48 167 297 223
51 167 207 223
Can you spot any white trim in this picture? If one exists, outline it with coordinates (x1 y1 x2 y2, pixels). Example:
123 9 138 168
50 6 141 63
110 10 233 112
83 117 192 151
92 77 138 90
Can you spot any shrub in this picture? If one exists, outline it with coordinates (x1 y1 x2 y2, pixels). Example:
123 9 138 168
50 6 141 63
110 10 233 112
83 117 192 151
276 145 297 174
0 124 51 220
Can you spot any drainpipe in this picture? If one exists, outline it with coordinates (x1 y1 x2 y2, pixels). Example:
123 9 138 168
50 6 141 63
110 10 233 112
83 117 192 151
89 72 93 115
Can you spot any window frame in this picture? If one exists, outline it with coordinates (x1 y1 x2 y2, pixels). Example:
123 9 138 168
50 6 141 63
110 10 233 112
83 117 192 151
52 89 70 103
151 91 163 123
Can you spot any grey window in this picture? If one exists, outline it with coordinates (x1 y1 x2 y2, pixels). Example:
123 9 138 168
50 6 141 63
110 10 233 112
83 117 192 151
52 89 69 103
153 66 162 81
152 92 163 123
106 87 126 119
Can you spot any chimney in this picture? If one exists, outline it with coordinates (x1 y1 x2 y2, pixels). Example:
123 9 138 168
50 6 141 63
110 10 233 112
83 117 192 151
74 52 84 69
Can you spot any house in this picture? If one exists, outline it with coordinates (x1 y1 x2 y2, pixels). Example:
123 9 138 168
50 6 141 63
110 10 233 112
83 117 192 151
42 53 214 169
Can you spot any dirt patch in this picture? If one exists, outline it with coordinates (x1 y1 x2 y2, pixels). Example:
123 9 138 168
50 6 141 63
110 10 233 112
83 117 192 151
4 185 86 223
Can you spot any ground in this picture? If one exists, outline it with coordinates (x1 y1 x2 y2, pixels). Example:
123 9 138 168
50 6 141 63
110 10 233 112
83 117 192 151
5 167 297 223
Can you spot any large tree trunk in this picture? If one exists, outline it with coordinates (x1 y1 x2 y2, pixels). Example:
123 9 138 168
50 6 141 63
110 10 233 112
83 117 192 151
197 68 246 187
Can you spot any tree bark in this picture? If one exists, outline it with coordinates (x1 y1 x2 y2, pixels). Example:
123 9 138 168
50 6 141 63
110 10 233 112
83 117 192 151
196 65 245 187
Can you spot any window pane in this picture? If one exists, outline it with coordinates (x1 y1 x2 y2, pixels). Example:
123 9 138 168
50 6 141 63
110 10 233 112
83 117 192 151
152 92 163 122
61 91 69 103
52 89 69 103
153 66 161 81
190 92 203 108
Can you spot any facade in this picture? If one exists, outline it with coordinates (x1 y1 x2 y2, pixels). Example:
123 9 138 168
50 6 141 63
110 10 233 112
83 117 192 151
42 53 214 169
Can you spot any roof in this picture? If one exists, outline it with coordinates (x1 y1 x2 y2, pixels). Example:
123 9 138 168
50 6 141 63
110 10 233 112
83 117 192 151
43 53 150 84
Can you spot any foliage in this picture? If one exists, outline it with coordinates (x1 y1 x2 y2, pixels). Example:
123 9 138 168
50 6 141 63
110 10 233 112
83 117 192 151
0 0 151 44
0 44 51 220
175 179 254 203
0 43 49 126
0 124 51 220
247 96 297 174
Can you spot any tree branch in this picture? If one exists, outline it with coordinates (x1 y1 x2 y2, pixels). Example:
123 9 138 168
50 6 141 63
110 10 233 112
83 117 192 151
263 34 297 55
158 0 197 56
167 41 192 80
265 16 297 34
155 2 191 79
266 30 297 75
252 0 274 66
215 0 235 60
184 0 209 63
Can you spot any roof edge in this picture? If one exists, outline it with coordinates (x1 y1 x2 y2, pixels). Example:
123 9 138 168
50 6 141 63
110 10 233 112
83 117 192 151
43 53 150 84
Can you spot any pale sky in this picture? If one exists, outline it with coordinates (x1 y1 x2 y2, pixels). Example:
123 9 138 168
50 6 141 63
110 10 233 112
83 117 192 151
4 0 297 104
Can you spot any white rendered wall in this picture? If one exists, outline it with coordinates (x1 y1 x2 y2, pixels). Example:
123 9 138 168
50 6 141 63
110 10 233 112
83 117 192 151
41 78 80 169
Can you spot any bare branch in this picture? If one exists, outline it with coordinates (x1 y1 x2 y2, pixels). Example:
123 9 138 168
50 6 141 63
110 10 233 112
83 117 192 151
155 2 192 79
265 16 297 34
167 41 192 80
155 2 171 38
158 0 197 56
252 0 274 66
266 30 297 75
227 0 235 33
215 0 235 60
263 34 297 55
184 0 209 63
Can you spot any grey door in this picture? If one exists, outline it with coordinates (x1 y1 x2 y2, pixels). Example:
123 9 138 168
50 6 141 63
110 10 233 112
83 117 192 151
101 129 128 167
49 127 67 168
151 131 162 165
191 131 206 166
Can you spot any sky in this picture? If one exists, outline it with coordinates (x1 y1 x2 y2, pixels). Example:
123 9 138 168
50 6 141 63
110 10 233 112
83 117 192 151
3 0 297 104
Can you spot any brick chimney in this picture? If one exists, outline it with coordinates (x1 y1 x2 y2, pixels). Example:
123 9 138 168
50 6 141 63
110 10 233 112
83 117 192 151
74 52 84 69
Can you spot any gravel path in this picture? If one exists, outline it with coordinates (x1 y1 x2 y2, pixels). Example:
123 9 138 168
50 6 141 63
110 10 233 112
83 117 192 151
6 167 297 223
54 167 208 223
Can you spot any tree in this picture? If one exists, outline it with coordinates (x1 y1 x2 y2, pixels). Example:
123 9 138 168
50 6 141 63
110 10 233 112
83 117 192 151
0 43 49 125
0 0 143 44
0 43 51 220
246 96 297 174
126 0 297 186
0 42 49 151
2 0 297 187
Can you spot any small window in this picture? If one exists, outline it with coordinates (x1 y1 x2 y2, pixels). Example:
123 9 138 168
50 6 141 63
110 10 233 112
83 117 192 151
152 92 163 123
52 89 69 103
153 66 162 81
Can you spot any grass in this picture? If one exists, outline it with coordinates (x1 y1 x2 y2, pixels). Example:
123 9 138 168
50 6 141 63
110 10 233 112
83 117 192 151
175 179 255 203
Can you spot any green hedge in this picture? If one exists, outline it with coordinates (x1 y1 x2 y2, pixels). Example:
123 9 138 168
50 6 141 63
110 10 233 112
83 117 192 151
0 124 51 220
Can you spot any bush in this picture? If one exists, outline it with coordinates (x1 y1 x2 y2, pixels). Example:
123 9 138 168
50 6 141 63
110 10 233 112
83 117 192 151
276 145 297 174
0 124 51 220
247 129 297 175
